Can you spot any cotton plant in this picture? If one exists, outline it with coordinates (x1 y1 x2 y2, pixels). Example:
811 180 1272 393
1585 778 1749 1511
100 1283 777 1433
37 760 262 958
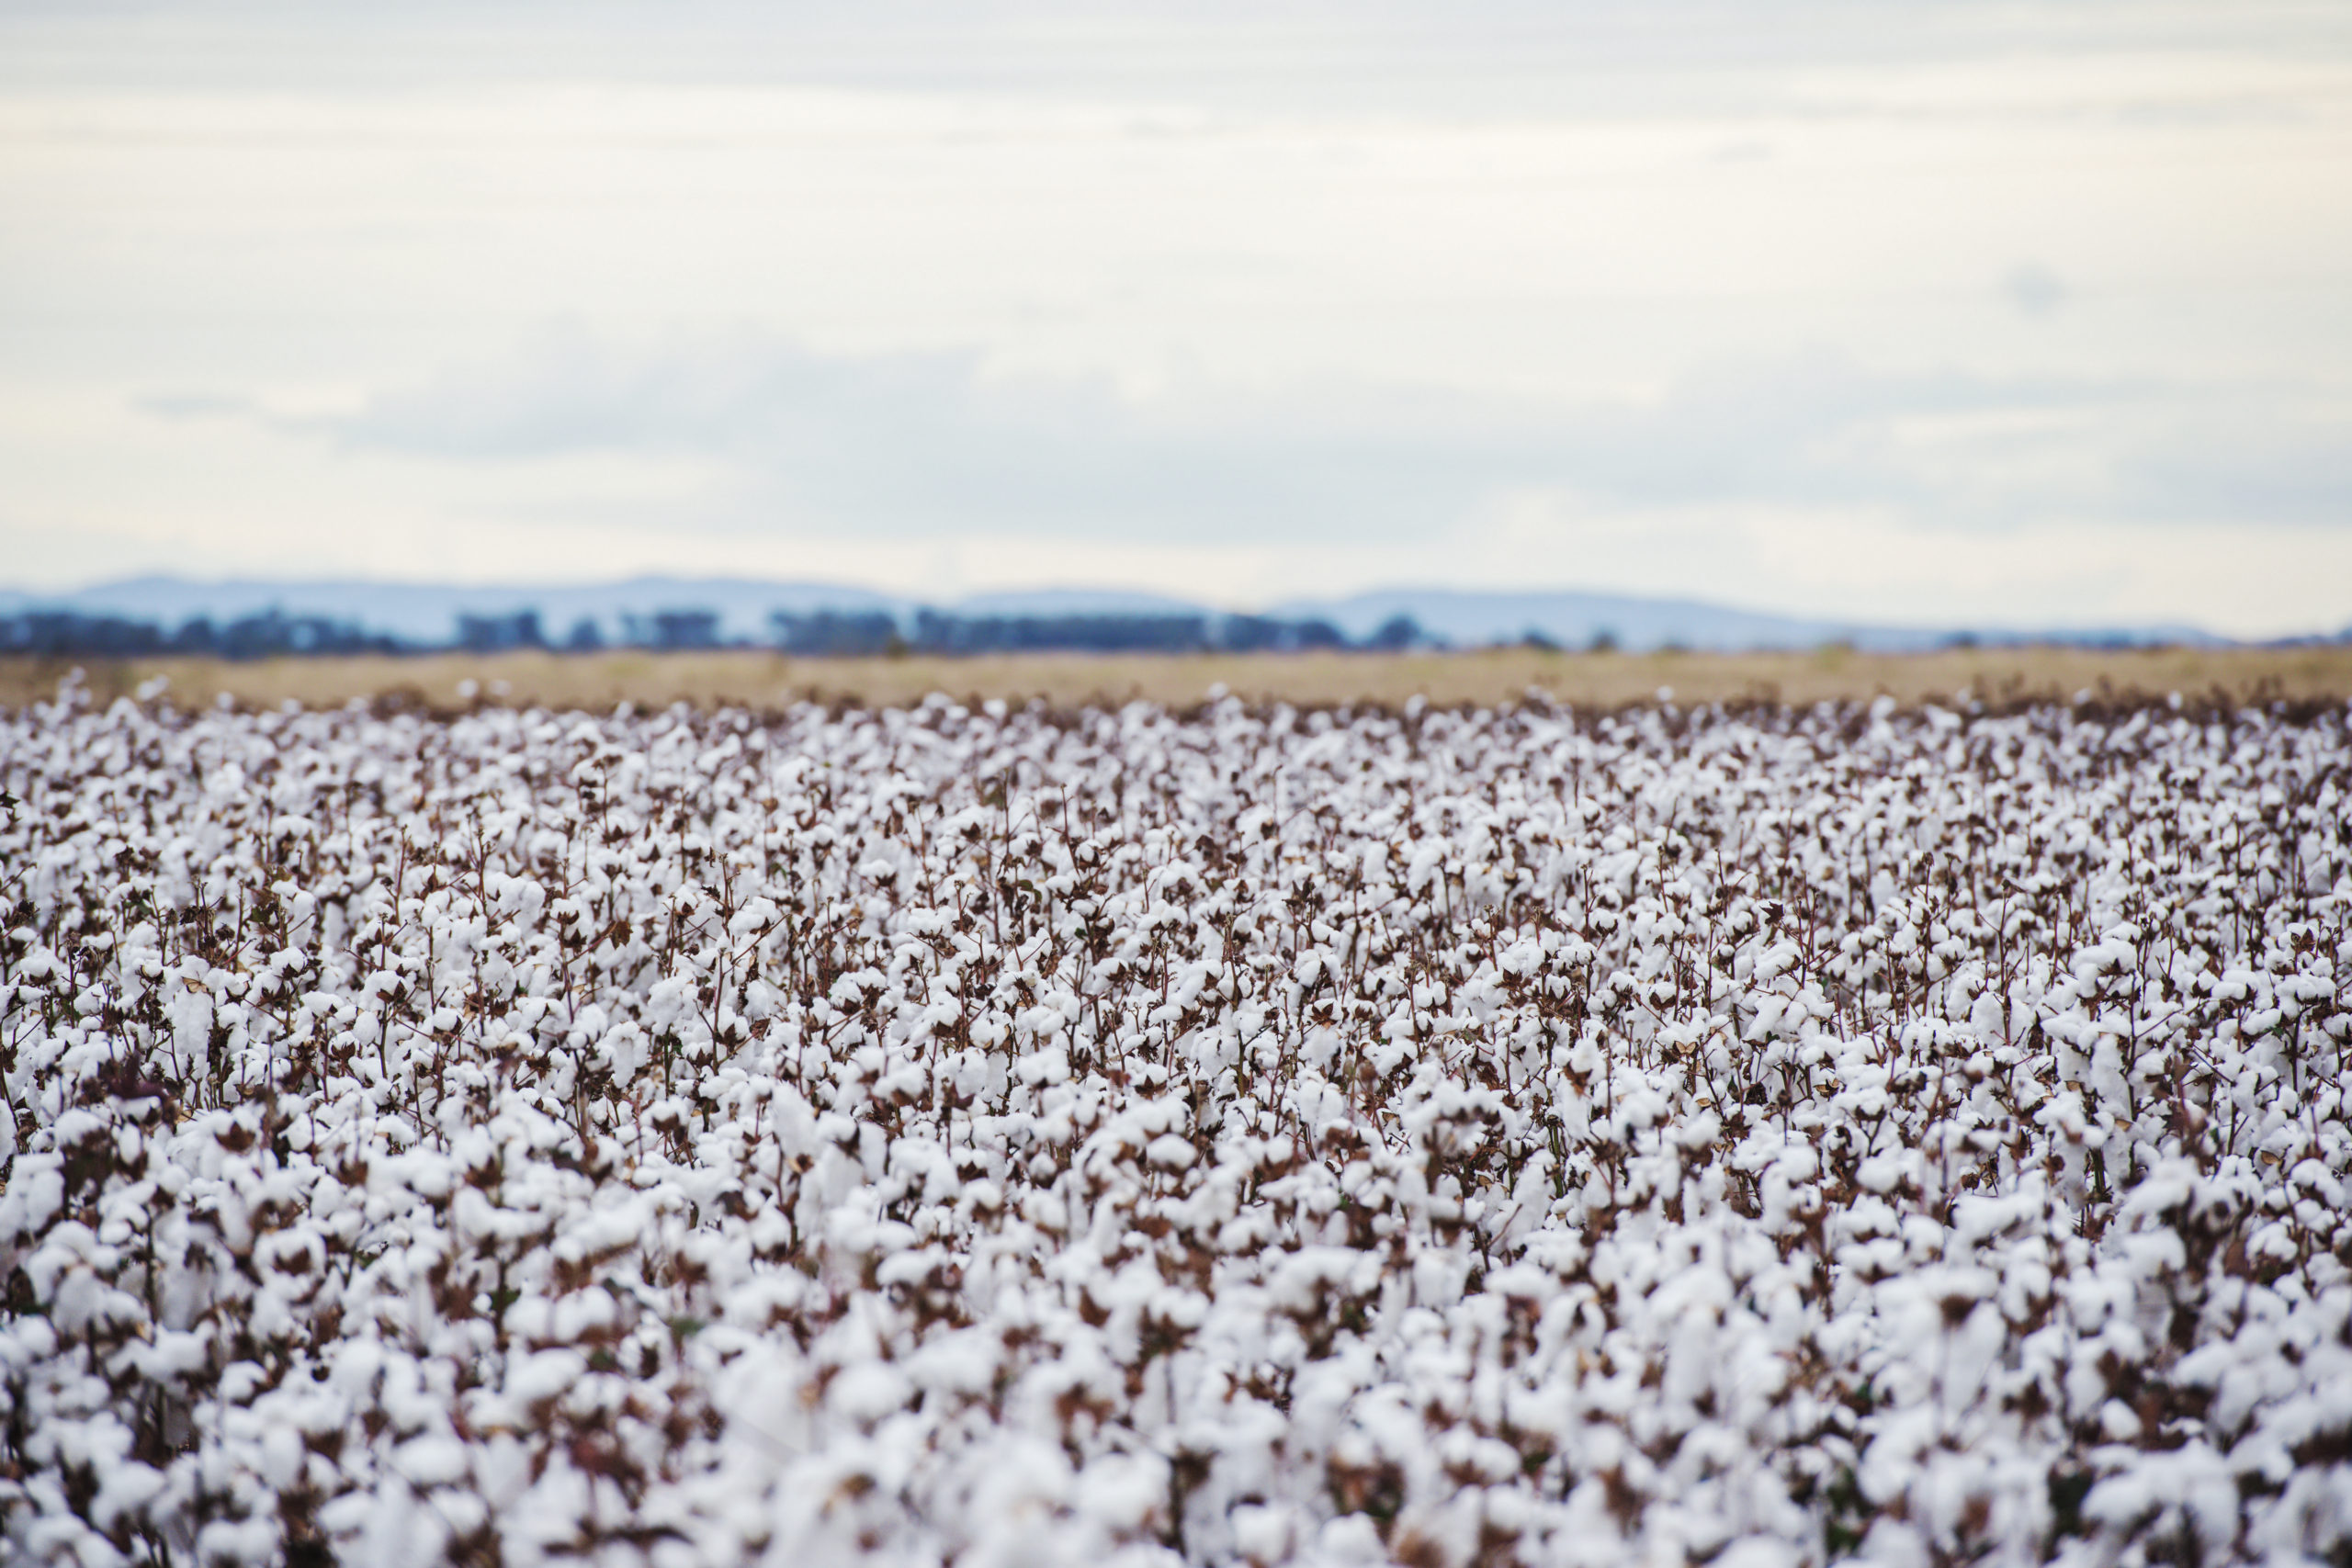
0 680 2346 1567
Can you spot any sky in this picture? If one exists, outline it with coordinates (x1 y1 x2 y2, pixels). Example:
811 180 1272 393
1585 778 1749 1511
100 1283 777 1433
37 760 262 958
3 0 2349 636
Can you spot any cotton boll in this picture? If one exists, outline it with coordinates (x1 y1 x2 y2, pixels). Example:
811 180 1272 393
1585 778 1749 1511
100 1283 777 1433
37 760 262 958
827 1361 912 1427
1313 1512 1389 1565
1072 1451 1169 1538
1229 1502 1296 1565
1713 1538 1796 1568
1147 1135 1196 1173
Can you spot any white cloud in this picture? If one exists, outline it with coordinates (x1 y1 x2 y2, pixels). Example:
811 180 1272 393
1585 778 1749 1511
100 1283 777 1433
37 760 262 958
301 328 2346 532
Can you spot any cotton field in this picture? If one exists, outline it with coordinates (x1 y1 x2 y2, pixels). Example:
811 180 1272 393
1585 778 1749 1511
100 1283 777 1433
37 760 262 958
1 682 2347 1568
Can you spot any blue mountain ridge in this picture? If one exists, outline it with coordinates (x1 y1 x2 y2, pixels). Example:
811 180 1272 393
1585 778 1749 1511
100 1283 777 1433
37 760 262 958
0 576 2258 652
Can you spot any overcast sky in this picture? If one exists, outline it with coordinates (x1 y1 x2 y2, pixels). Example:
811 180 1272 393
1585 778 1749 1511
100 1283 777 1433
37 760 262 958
4 0 2349 634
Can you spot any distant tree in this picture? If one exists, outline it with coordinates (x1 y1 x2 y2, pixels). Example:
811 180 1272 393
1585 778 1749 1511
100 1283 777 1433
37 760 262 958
219 610 293 660
207 610 397 660
638 610 722 651
772 610 901 657
1588 628 1620 654
456 611 546 653
1215 615 1351 654
0 613 165 658
910 612 1209 656
0 608 399 660
1363 615 1422 652
1214 615 1283 654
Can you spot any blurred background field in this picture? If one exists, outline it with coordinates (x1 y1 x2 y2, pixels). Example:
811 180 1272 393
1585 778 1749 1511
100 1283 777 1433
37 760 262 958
10 645 2352 714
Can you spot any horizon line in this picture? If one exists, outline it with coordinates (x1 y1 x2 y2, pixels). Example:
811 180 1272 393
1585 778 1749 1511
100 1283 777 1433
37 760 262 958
0 570 2271 643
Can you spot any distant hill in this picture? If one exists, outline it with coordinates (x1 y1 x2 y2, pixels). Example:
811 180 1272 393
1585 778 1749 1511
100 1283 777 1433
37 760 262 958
0 576 906 648
950 588 1207 618
1272 588 2229 654
0 575 2245 656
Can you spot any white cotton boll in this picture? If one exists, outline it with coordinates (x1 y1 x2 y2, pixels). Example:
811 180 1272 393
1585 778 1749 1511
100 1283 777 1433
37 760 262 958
1859 1404 1939 1509
1856 1155 1904 1195
1147 1135 1196 1172
1073 1452 1168 1536
259 1422 306 1492
327 1337 387 1401
195 1517 283 1567
1230 1502 1296 1565
551 1289 620 1342
89 1457 168 1536
1025 1190 1069 1234
730 897 782 936
827 1360 911 1427
952 1438 1078 1568
645 975 695 1028
907 1330 1001 1400
366 1499 452 1568
1312 1513 1389 1565
506 1348 587 1405
1860 1517 1928 1568
1412 1250 1471 1309
1966 990 2007 1043
1011 1046 1069 1089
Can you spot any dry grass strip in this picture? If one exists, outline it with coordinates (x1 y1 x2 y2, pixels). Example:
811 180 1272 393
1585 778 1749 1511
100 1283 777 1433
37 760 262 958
6 643 2352 713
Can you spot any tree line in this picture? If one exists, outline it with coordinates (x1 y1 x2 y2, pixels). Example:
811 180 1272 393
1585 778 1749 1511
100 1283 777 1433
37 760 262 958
0 605 1431 659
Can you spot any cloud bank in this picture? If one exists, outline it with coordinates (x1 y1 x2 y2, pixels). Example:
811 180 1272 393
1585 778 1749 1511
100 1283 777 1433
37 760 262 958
303 330 2350 547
